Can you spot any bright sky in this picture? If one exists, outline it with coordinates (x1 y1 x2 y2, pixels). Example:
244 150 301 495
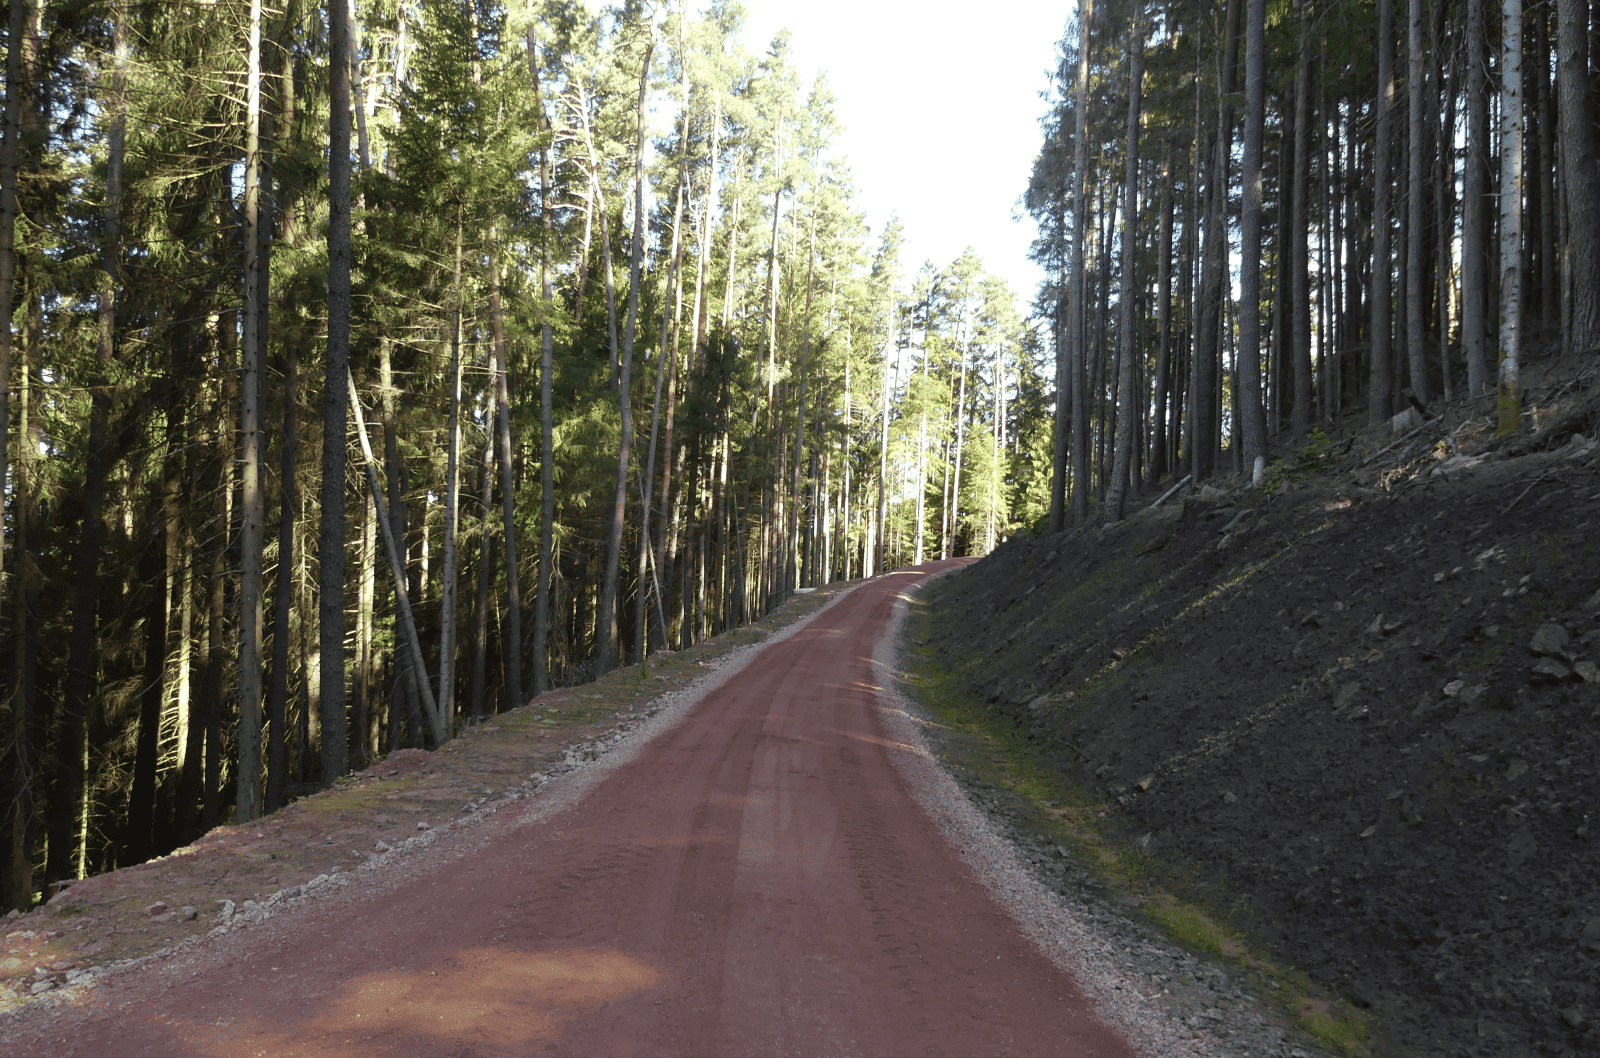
732 0 1069 316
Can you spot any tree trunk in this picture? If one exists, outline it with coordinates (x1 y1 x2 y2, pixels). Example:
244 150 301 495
1498 0 1524 434
1108 11 1144 520
347 369 442 741
236 0 266 821
1558 0 1600 353
321 0 353 782
1148 154 1175 483
877 290 893 572
1404 0 1430 404
1290 0 1315 439
1370 0 1396 426
469 376 496 722
1068 0 1096 519
528 37 556 695
50 2 125 883
0 0 22 604
1194 0 1241 481
595 37 653 675
488 230 522 707
1237 0 1268 474
1463 0 1491 393
436 223 464 732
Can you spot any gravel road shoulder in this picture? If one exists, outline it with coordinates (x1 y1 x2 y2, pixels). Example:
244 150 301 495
877 568 1335 1058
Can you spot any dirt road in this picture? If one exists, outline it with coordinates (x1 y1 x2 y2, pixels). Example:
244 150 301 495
10 565 1134 1057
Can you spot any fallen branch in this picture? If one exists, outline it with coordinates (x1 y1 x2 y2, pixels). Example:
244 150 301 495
1149 474 1192 509
1501 469 1559 516
1359 418 1438 468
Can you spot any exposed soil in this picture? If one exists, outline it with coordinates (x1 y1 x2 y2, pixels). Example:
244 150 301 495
0 587 848 1016
917 377 1600 1058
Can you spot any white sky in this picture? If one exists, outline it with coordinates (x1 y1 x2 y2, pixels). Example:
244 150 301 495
732 0 1069 315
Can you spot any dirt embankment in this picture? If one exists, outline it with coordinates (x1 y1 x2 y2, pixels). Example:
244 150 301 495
921 401 1600 1057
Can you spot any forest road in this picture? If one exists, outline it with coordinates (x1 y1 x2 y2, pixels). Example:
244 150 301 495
19 562 1135 1058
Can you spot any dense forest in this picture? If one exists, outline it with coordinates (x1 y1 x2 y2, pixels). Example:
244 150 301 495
1027 0 1600 523
0 0 1049 911
3 0 1598 916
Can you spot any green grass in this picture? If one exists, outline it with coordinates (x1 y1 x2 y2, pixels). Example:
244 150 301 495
1298 1000 1372 1057
1145 898 1230 958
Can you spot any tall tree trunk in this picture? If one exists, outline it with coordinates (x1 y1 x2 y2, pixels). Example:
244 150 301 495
50 2 125 883
1149 154 1175 484
0 0 22 604
436 223 464 732
1370 0 1397 426
236 0 266 821
1498 0 1524 434
3 328 37 906
469 377 496 721
267 160 296 811
1404 0 1430 404
321 0 353 782
1433 12 1457 402
1068 0 1096 520
1290 0 1315 439
1193 0 1241 481
876 290 893 573
1108 11 1144 520
346 370 442 741
639 105 689 659
595 37 653 675
1463 0 1491 392
488 230 522 708
528 37 556 696
1558 0 1600 352
1237 0 1268 474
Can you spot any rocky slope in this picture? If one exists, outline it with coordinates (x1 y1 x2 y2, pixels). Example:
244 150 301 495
919 390 1600 1058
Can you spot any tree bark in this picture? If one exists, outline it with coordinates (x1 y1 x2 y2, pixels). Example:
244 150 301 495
1148 154 1175 484
1108 12 1144 520
596 36 653 675
236 0 266 821
321 0 353 781
1370 0 1396 426
1290 0 1315 439
1558 0 1600 353
347 369 442 742
528 34 556 695
1404 0 1430 404
0 0 22 605
1463 0 1491 392
1498 0 1524 434
469 373 496 721
488 229 522 708
1068 0 1095 519
50 1 125 882
436 223 464 732
1237 0 1268 474
1193 0 1241 480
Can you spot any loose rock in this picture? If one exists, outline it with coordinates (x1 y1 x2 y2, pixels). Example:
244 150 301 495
1529 622 1570 657
1530 657 1573 682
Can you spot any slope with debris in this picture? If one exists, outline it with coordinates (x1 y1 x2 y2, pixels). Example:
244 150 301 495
918 382 1600 1058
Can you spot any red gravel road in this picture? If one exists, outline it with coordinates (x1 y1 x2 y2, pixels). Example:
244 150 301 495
16 564 1135 1058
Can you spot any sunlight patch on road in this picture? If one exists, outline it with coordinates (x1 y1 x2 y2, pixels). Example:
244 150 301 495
838 727 933 759
171 947 661 1056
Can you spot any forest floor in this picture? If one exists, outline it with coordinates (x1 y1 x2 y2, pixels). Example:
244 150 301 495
0 587 847 1017
911 354 1600 1058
